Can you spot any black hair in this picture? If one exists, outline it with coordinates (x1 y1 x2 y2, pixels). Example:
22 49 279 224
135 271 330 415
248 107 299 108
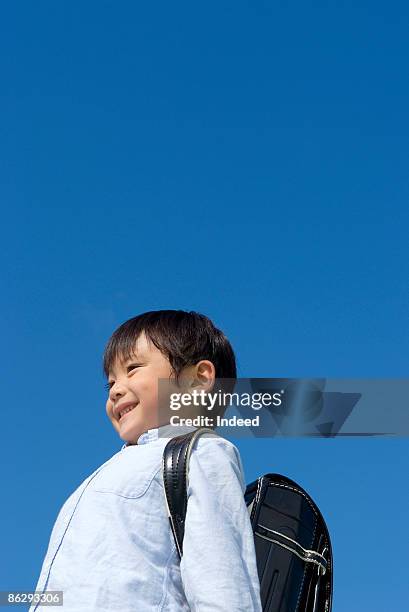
103 309 237 385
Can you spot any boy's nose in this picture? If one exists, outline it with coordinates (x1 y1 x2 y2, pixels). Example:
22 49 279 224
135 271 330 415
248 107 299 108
110 382 127 400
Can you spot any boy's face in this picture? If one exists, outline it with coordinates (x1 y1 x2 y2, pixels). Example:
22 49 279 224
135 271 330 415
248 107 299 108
105 332 176 444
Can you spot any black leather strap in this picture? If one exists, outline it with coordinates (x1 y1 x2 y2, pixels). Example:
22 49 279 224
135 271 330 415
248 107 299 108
162 427 215 558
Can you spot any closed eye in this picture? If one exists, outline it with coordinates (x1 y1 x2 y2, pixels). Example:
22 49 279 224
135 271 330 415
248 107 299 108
104 364 142 391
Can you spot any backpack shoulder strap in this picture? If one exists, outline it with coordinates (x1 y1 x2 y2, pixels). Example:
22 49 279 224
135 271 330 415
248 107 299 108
162 427 215 558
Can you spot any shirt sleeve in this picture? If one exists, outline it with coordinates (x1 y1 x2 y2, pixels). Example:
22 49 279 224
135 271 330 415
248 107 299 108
179 435 262 612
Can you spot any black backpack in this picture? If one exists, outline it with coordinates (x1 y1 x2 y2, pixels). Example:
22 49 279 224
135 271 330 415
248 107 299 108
162 428 333 612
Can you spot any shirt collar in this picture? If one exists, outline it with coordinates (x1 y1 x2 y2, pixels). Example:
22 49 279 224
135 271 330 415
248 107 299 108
121 423 198 449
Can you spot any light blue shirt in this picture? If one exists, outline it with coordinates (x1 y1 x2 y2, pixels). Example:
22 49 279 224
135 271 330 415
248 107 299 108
30 426 262 611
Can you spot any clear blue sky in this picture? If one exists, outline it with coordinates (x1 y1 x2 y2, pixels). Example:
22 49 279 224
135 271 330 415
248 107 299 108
1 2 408 610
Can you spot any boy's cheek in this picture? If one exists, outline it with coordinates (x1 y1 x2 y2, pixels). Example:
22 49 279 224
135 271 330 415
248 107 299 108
106 402 120 433
106 400 114 421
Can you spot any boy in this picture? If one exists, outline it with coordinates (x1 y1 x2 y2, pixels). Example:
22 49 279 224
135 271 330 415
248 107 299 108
30 310 262 611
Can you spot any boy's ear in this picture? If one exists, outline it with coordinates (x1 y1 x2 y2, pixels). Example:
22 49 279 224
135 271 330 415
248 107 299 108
188 360 216 392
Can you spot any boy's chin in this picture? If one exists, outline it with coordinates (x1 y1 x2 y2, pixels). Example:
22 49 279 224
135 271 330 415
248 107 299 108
119 429 143 444
118 422 156 445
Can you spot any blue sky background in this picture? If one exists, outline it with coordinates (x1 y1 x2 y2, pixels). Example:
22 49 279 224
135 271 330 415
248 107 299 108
1 2 408 610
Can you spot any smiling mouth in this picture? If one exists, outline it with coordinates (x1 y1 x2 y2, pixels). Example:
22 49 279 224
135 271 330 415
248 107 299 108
118 403 138 421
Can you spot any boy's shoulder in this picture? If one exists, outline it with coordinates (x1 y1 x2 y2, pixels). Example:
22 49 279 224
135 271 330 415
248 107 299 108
113 430 245 490
193 431 241 459
188 432 246 489
159 428 243 471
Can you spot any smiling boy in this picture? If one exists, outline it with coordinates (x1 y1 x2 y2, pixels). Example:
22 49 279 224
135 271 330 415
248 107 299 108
30 310 262 611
